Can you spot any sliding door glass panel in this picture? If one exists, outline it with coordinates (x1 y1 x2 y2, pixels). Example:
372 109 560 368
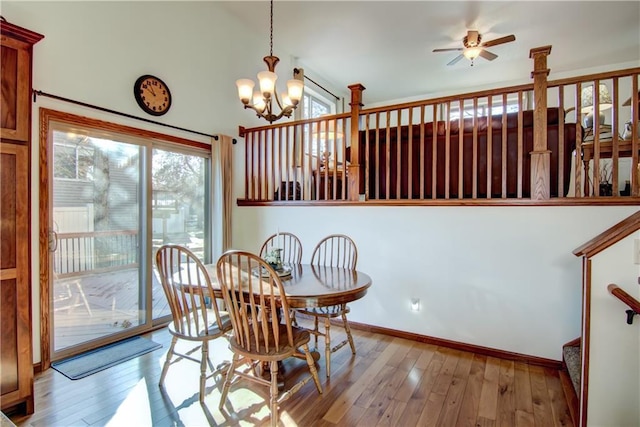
51 130 145 353
151 148 209 321
46 113 213 362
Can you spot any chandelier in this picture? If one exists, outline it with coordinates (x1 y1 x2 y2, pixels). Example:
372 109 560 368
236 0 303 123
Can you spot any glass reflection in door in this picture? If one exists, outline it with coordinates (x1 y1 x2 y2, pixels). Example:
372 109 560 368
151 148 208 320
51 133 144 353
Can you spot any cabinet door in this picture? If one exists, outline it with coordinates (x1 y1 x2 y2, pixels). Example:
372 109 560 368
0 35 31 142
0 143 32 408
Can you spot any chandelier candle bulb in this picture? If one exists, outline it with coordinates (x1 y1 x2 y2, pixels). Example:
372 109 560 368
236 79 255 104
258 71 277 96
252 93 266 112
287 79 304 101
281 93 293 107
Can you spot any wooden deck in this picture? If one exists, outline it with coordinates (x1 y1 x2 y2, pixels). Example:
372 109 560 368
53 268 171 351
10 319 574 426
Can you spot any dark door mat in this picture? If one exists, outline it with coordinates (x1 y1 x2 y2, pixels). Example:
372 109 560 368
52 336 162 380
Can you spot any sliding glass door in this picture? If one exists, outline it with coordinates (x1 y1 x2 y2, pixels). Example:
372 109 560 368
151 147 209 320
46 115 211 361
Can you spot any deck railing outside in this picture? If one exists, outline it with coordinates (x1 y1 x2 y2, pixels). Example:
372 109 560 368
54 230 138 277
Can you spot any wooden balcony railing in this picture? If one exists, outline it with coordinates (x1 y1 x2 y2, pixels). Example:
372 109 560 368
238 46 640 205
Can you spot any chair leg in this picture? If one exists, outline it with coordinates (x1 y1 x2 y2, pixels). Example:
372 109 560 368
301 343 322 394
313 316 319 349
324 317 332 378
159 336 178 386
270 360 279 427
199 341 209 402
342 310 356 354
219 353 239 410
73 281 93 316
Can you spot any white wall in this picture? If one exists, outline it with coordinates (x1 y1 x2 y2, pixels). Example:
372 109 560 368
3 0 271 363
5 2 638 366
587 232 640 427
233 204 637 360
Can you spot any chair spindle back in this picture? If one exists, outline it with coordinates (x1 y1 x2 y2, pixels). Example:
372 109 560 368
216 250 295 354
155 245 226 337
311 234 358 269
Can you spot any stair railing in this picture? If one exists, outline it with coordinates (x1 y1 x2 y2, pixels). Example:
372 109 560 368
607 283 640 324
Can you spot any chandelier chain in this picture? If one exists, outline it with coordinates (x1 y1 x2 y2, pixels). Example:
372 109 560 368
269 0 273 57
237 0 301 123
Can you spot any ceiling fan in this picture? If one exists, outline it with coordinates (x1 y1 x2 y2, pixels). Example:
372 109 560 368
433 30 516 66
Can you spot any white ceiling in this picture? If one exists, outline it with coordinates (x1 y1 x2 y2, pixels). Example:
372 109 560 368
219 1 640 105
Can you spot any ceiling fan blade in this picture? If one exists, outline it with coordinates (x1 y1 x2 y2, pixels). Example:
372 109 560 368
433 47 463 53
479 49 498 61
447 54 464 66
481 34 515 48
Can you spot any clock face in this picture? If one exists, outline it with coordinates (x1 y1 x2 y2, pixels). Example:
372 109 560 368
134 75 172 116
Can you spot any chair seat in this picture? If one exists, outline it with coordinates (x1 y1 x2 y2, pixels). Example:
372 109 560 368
229 323 311 360
297 304 349 318
168 310 232 340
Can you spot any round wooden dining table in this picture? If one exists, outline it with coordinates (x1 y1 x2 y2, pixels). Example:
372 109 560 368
204 263 372 309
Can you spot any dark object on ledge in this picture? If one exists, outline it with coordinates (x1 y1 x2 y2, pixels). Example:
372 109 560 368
621 180 631 196
274 181 302 200
349 107 576 199
599 182 613 197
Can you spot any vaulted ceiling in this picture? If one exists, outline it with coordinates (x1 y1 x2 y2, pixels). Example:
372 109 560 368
219 1 640 105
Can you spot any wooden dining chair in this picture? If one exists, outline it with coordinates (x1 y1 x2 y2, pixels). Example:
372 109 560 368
216 250 322 427
260 231 303 325
259 231 303 265
296 234 358 377
155 244 232 403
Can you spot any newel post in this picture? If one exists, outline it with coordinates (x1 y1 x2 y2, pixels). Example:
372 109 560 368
348 83 365 201
529 45 552 200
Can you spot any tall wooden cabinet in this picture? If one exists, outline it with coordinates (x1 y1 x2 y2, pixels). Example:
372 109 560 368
0 19 43 415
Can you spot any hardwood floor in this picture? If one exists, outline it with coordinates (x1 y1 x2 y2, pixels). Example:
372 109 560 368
9 320 573 426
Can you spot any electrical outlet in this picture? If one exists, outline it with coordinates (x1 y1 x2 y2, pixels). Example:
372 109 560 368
634 239 640 265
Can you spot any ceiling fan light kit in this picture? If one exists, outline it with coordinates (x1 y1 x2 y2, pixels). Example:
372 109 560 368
463 47 482 61
433 30 516 66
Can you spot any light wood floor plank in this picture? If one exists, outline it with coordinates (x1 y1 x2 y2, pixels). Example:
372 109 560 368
529 364 556 427
413 343 438 371
436 350 473 426
496 359 516 427
393 365 424 403
456 354 487 427
321 338 404 424
9 324 572 427
395 347 447 425
430 348 461 396
417 391 447 427
477 356 502 422
356 355 413 425
544 367 574 427
514 362 535 427
376 399 407 426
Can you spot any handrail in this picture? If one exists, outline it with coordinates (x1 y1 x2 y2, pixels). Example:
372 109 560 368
607 283 640 324
573 211 640 258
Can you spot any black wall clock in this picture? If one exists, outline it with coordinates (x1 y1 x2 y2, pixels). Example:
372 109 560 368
134 74 172 116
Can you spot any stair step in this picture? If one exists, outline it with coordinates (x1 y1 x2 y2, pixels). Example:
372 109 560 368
563 344 581 396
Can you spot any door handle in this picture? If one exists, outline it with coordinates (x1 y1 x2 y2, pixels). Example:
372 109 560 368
49 229 58 252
